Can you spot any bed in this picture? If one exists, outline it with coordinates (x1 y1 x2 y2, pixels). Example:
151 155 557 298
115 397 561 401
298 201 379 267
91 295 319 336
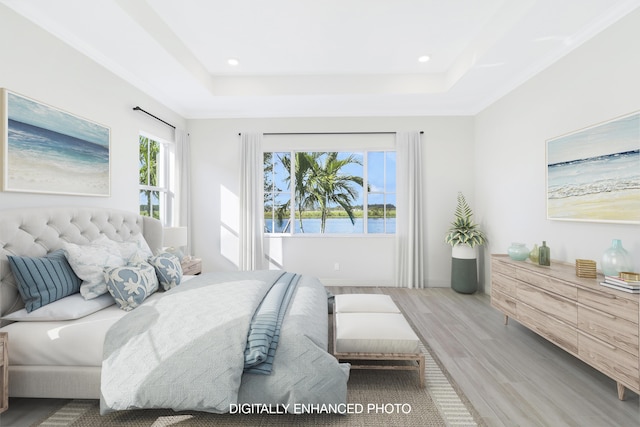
0 206 349 414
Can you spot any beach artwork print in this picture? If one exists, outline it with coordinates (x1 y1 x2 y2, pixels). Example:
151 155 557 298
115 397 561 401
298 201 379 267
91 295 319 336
546 111 640 224
1 89 110 196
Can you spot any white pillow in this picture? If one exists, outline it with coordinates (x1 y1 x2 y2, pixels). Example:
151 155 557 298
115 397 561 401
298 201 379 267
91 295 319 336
1 293 115 322
63 235 126 300
116 233 153 260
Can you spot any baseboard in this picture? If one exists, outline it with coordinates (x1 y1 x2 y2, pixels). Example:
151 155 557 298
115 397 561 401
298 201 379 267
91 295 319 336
321 279 451 287
320 279 392 287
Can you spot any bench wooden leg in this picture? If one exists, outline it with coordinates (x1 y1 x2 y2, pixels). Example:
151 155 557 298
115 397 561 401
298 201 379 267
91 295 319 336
418 353 425 388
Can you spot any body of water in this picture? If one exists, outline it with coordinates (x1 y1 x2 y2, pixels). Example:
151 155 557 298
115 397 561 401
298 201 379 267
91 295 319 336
547 150 639 199
266 217 395 234
8 119 109 173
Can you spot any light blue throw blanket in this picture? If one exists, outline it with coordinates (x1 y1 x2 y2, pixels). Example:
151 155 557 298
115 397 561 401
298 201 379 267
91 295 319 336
244 272 300 374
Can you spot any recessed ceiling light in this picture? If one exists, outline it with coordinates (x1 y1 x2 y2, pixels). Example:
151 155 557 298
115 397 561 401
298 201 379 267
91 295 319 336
418 55 430 63
227 58 239 66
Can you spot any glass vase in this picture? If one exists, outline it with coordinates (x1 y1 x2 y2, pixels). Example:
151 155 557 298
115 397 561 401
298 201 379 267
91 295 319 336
538 241 550 266
508 243 529 261
601 239 634 277
529 244 539 263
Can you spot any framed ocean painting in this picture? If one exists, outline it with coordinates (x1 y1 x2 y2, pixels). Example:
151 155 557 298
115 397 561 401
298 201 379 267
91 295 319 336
1 89 110 196
546 111 640 224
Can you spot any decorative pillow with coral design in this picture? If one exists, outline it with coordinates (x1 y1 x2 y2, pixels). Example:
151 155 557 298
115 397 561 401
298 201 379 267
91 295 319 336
104 261 159 311
149 252 183 290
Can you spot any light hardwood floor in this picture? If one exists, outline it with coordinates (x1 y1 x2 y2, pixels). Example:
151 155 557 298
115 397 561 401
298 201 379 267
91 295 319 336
329 287 639 427
1 287 638 427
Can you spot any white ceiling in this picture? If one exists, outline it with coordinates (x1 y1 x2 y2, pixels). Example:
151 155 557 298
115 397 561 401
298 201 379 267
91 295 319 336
3 0 640 118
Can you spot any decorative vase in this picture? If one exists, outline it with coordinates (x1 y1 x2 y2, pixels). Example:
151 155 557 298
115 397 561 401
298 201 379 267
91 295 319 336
508 243 529 261
451 244 478 294
529 244 539 263
538 241 550 266
601 239 634 277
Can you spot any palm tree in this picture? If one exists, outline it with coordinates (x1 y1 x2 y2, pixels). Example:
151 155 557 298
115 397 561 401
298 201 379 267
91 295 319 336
310 152 363 233
278 152 313 232
269 151 363 233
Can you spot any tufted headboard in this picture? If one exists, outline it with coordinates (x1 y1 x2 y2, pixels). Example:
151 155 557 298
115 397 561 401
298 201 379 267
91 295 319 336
0 206 162 317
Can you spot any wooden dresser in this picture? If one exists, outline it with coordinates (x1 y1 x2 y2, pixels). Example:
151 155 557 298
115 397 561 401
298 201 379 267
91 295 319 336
491 254 640 400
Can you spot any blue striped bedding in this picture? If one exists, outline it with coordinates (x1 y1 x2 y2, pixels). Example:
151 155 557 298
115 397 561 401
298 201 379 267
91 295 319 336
244 272 300 374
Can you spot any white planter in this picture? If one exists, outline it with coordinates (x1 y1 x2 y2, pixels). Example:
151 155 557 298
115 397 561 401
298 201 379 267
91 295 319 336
452 244 477 260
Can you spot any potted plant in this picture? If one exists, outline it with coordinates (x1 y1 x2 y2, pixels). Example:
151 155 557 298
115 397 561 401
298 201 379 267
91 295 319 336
444 192 487 294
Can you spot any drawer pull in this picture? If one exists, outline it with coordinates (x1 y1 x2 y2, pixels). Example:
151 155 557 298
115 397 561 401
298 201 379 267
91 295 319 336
577 302 617 320
579 330 617 351
583 287 616 300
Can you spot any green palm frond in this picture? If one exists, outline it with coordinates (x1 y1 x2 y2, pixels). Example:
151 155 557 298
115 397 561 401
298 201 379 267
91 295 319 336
444 192 487 248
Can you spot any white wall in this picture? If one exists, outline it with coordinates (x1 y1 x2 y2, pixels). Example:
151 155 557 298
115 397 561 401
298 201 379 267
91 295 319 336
0 5 185 213
10 2 637 292
188 116 475 286
475 8 640 292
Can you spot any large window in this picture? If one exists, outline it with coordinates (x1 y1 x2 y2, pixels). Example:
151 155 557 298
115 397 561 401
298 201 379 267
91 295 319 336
264 150 396 234
139 133 174 225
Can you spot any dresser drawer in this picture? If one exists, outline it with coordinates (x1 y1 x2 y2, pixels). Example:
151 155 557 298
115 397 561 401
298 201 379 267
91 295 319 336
516 268 577 300
578 304 639 357
492 259 516 278
491 289 517 318
492 272 517 295
578 288 639 324
516 282 577 326
518 302 578 354
578 331 640 391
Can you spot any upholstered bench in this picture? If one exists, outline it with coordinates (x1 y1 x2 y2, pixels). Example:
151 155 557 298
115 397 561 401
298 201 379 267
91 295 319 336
333 294 425 387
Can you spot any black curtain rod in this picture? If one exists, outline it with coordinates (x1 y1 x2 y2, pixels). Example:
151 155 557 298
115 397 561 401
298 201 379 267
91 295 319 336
238 131 423 136
133 106 175 129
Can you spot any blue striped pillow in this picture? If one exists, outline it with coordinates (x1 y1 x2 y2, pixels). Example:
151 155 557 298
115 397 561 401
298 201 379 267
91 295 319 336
8 249 82 312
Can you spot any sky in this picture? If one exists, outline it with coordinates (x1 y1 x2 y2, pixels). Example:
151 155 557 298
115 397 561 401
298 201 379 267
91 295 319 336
547 112 639 165
271 151 396 206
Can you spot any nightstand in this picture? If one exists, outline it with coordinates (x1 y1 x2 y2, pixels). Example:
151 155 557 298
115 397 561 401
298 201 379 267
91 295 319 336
181 257 202 275
0 332 7 413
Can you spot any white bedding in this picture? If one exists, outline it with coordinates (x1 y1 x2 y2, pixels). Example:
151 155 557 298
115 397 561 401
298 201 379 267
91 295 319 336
2 304 128 366
1 277 195 367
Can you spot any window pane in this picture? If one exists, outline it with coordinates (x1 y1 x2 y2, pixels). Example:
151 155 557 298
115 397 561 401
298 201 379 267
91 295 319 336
139 136 149 185
148 140 159 187
368 193 384 234
385 151 396 192
295 152 363 234
273 152 290 192
264 192 291 233
386 193 396 234
264 152 291 234
367 151 384 192
150 191 160 220
139 190 150 216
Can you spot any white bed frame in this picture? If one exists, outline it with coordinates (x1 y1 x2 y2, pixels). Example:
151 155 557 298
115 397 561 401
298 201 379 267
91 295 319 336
0 206 162 398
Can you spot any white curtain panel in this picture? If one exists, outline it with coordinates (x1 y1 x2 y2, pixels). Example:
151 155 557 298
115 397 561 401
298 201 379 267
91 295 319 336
239 132 265 270
175 128 192 256
395 131 426 288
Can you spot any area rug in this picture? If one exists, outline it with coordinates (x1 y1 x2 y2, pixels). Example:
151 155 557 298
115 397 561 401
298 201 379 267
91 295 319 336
34 340 482 427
